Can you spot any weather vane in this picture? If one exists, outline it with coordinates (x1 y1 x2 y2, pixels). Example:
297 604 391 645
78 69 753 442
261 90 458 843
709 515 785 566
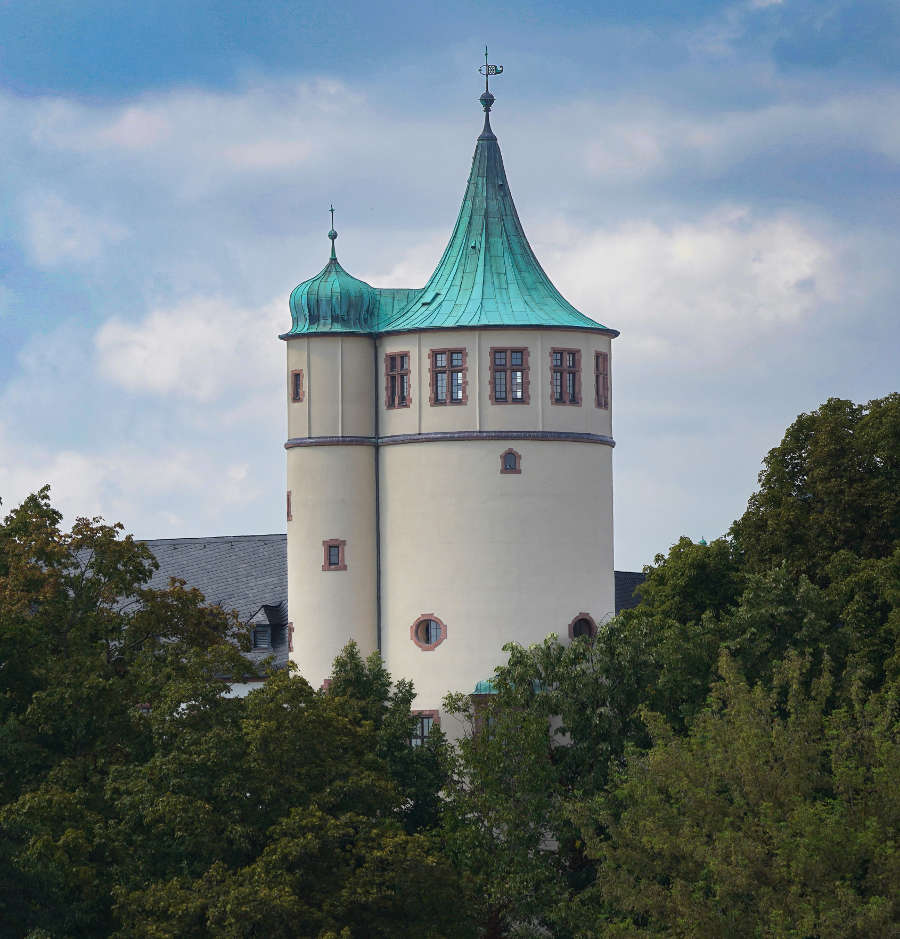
478 45 503 94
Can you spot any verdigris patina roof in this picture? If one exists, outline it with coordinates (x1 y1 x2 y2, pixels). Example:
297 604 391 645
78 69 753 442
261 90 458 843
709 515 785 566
382 93 616 335
281 87 617 338
281 225 378 337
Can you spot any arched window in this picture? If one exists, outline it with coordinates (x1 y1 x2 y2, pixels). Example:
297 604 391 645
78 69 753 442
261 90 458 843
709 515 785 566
500 448 522 474
410 614 447 651
568 613 597 640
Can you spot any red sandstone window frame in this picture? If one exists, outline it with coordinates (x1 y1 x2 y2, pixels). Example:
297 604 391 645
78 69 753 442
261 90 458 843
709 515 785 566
500 448 522 475
568 612 598 640
428 348 468 406
286 490 292 522
550 348 581 406
384 352 412 409
411 709 440 747
290 368 304 403
410 613 447 651
321 539 347 572
595 351 610 409
489 347 530 404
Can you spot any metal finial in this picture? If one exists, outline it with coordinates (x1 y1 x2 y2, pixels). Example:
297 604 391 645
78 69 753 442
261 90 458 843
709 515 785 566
328 204 338 259
478 45 503 112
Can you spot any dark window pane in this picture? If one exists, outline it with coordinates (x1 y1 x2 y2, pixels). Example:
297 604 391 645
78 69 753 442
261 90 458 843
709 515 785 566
552 351 562 367
553 371 562 401
450 351 463 367
573 618 592 638
436 372 447 402
511 350 523 366
399 375 408 404
494 350 506 366
567 352 577 368
435 352 446 368
567 372 576 401
495 372 507 401
389 356 396 371
400 355 408 369
504 452 517 470
451 371 463 400
328 545 340 566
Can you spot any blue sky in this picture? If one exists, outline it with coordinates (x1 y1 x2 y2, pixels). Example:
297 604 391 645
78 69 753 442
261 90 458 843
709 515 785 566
1 0 898 570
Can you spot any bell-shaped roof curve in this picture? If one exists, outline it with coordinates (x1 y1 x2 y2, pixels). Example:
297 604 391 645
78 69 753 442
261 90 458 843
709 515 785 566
380 94 617 336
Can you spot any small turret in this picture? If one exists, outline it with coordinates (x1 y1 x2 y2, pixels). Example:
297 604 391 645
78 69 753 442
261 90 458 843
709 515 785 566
283 213 377 335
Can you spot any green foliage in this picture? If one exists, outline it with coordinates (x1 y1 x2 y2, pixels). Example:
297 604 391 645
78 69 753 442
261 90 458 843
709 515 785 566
0 489 463 938
731 394 900 583
581 654 900 938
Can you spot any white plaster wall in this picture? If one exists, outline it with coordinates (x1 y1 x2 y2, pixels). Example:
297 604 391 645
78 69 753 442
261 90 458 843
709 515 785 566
378 438 615 716
377 328 613 438
286 443 378 689
285 334 377 689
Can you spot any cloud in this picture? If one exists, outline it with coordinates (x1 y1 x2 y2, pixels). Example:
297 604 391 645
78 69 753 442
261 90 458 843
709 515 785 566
543 206 843 365
22 192 129 267
95 297 284 404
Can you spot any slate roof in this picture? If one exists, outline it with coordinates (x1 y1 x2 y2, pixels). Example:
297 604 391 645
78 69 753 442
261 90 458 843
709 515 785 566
614 569 645 613
141 534 289 669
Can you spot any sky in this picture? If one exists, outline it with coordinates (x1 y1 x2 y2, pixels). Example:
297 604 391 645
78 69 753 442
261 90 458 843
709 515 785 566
0 0 898 571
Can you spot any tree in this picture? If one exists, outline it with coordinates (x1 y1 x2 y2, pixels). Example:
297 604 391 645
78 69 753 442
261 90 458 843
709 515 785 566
0 489 467 938
578 653 900 938
731 395 900 583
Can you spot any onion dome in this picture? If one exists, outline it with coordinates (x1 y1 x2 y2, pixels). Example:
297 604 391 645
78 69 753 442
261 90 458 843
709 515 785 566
281 223 377 336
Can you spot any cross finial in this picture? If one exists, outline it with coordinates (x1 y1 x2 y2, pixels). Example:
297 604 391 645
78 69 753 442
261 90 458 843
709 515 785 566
327 204 338 259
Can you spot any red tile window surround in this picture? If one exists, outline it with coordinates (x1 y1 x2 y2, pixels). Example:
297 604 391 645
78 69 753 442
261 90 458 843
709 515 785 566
410 613 447 651
321 539 347 571
500 448 522 474
550 348 581 406
385 352 412 409
428 348 468 405
489 347 530 404
568 612 598 640
290 368 304 403
595 351 610 409
286 490 292 522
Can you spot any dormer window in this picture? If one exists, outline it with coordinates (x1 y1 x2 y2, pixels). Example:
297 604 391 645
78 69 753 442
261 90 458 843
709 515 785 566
252 626 272 650
385 353 411 409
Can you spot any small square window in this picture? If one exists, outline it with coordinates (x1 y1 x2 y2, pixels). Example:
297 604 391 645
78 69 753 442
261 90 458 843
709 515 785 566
322 539 347 571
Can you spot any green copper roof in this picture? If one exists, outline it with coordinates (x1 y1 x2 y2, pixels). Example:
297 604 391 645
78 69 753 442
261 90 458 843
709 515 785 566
281 89 617 339
281 228 377 336
381 98 616 334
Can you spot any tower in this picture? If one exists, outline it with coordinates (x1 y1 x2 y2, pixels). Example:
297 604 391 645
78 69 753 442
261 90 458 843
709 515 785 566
282 68 618 720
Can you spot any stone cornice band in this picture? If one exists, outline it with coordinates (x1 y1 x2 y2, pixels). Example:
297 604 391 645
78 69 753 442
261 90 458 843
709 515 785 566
285 430 615 449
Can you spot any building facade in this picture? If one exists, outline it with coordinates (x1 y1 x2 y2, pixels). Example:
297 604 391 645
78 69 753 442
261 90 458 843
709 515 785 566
282 85 619 722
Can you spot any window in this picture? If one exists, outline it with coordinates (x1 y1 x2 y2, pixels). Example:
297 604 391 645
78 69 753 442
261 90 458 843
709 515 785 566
429 348 467 405
410 613 447 650
411 710 440 747
321 539 347 571
568 613 597 640
550 348 581 405
252 626 272 650
595 351 610 409
290 369 304 403
286 490 292 522
490 347 529 404
385 352 411 409
500 448 521 474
